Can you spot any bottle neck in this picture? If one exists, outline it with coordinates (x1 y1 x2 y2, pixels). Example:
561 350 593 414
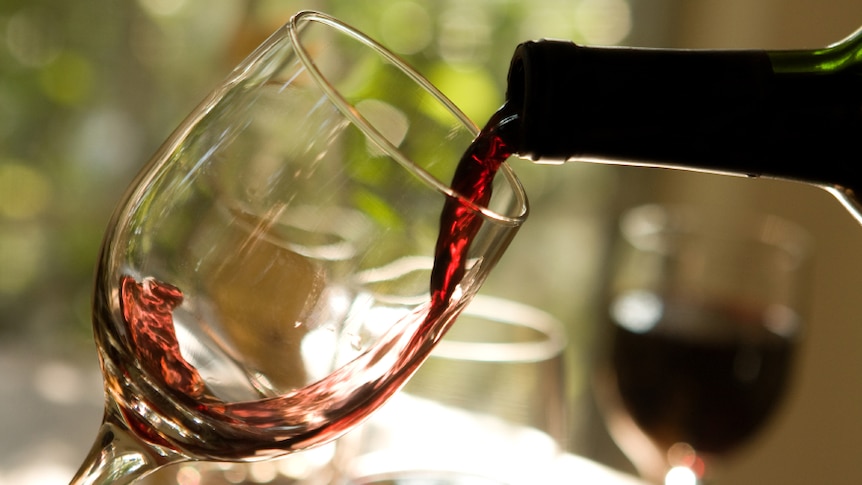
505 35 862 195
769 26 862 74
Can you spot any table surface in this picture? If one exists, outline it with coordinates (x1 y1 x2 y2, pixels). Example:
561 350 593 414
0 344 646 485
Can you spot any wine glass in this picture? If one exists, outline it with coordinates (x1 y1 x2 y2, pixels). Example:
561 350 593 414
70 10 527 485
593 203 810 484
332 294 569 485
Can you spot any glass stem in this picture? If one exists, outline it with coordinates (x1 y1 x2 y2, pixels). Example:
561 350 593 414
68 412 183 485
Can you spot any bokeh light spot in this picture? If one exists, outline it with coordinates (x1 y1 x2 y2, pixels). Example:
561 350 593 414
355 99 410 156
138 0 189 17
220 463 247 484
667 442 697 467
380 2 433 55
0 225 45 296
665 466 698 485
34 361 84 405
438 6 491 66
175 465 201 485
575 0 632 45
72 108 143 175
610 290 664 334
248 461 278 483
5 7 62 67
427 64 499 123
0 162 51 220
38 51 94 106
519 5 580 40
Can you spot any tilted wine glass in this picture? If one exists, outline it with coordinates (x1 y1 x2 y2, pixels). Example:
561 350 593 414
70 11 527 485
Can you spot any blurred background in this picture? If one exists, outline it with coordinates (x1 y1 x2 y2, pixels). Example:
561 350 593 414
2 0 862 483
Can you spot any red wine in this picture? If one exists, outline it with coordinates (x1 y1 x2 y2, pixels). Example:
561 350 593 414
429 107 515 320
120 276 207 398
607 295 795 454
112 274 439 457
106 111 515 459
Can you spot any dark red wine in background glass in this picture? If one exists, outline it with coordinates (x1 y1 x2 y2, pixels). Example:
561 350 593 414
607 295 796 454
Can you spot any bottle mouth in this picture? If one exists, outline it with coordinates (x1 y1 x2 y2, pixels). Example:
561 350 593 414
504 40 580 163
504 43 529 156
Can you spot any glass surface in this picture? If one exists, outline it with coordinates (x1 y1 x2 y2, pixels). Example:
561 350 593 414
593 204 811 484
69 11 526 485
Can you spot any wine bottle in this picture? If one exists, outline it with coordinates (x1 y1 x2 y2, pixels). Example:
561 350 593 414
503 27 862 222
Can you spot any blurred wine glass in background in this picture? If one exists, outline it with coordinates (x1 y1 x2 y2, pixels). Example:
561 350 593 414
593 204 811 484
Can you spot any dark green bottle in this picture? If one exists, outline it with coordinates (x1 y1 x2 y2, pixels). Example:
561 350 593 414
504 28 862 222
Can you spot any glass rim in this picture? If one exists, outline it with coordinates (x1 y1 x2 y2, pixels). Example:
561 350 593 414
620 202 813 262
287 10 528 227
431 294 567 363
